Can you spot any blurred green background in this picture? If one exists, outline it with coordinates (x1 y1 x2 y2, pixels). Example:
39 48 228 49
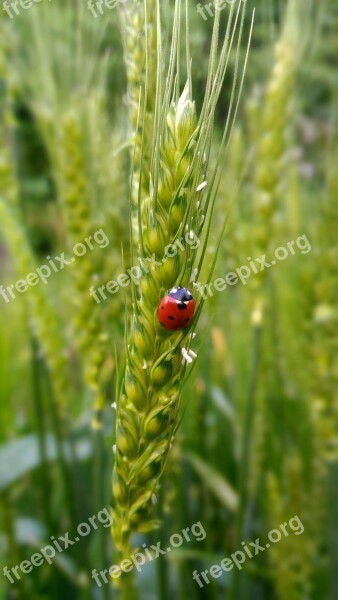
0 1 337 599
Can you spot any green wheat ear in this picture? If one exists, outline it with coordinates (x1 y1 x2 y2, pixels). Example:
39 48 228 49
119 0 157 210
112 0 252 561
250 0 305 280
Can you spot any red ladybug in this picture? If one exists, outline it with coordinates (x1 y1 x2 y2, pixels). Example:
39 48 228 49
157 287 195 331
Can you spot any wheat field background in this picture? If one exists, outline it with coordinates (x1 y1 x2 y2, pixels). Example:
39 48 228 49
0 1 337 599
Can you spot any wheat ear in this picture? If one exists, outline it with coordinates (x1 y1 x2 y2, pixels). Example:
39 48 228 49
112 0 251 560
251 0 302 267
119 0 157 253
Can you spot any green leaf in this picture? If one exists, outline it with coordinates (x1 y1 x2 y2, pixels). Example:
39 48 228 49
0 434 92 491
14 518 87 587
166 548 226 564
15 517 46 545
210 387 236 424
186 452 238 513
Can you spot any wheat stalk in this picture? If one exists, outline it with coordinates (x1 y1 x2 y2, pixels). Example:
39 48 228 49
0 29 69 405
0 199 70 409
5 3 130 422
266 458 319 600
112 0 251 562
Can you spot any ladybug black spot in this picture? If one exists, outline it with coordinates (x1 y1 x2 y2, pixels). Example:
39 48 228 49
168 316 175 321
177 302 187 310
185 318 190 322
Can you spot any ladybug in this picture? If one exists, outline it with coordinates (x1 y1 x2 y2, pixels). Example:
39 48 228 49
157 287 195 331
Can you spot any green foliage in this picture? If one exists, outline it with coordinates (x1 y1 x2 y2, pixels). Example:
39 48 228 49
0 1 336 600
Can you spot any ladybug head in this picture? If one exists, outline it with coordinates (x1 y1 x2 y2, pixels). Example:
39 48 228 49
168 287 193 302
